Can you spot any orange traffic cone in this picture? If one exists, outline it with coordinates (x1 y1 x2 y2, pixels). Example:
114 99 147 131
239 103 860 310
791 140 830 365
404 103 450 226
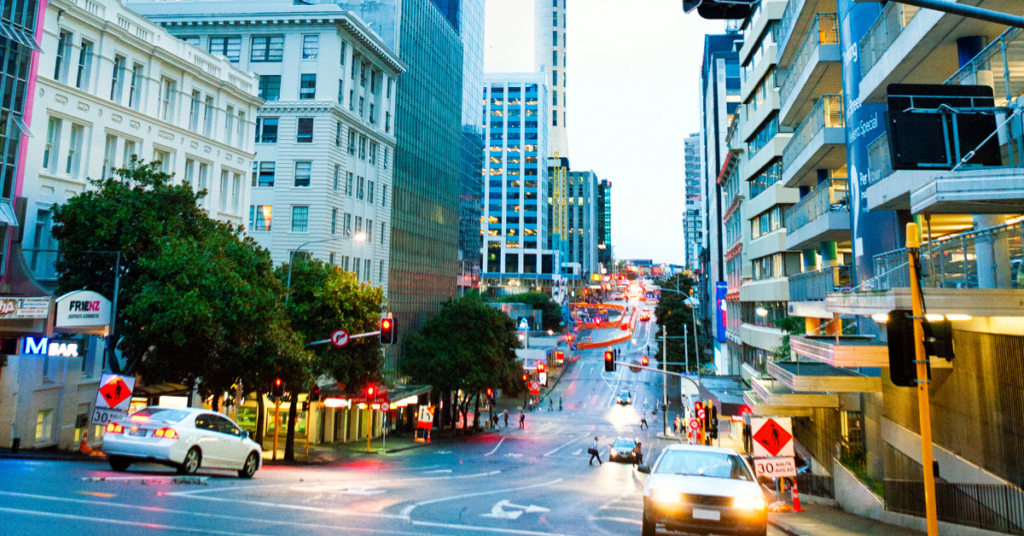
79 433 92 455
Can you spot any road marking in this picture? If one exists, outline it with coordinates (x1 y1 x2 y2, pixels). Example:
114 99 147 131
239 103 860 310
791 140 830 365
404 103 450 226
77 491 116 498
484 437 505 457
0 506 267 536
168 469 500 496
590 515 642 526
421 469 452 474
598 505 643 513
571 449 583 456
400 478 563 519
542 433 589 457
411 520 572 536
482 500 551 520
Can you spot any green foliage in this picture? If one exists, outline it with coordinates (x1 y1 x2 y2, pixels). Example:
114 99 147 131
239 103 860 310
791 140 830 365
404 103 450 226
276 258 385 392
770 316 806 362
402 293 523 396
654 274 704 373
493 292 562 332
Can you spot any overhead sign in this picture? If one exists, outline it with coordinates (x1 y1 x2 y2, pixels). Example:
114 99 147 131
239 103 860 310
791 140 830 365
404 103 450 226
751 417 794 458
92 373 136 425
23 336 80 358
753 457 797 479
331 329 350 348
417 405 434 430
0 297 49 320
55 290 111 328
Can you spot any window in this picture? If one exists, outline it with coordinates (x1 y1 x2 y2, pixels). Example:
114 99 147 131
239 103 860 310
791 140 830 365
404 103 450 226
553 11 558 26
123 139 137 166
188 91 201 131
552 90 557 106
353 257 360 278
254 162 275 187
43 118 61 173
333 164 340 190
345 172 353 196
198 162 209 199
335 122 342 147
370 70 377 94
338 79 344 104
236 111 245 147
160 78 176 122
331 208 338 234
299 74 316 100
553 31 557 46
348 131 356 155
349 90 355 111
365 259 371 282
203 96 215 136
357 176 364 200
553 70 558 86
231 173 241 213
250 205 271 232
54 31 71 81
369 103 375 124
385 111 391 132
66 124 84 177
366 219 373 243
250 35 284 62
219 170 229 211
224 105 235 146
339 40 347 65
359 135 366 160
129 63 143 110
110 55 125 102
184 158 195 187
360 63 368 86
36 410 53 442
751 206 787 239
344 213 352 234
208 36 241 62
181 36 200 47
359 96 364 117
291 206 309 232
258 75 281 101
381 185 387 206
355 216 362 233
302 35 319 59
296 118 314 143
294 161 311 187
367 181 375 204
369 143 377 165
380 222 386 244
387 79 393 99
103 135 117 180
256 118 278 143
75 39 93 89
379 260 384 281
553 50 557 66
383 148 388 169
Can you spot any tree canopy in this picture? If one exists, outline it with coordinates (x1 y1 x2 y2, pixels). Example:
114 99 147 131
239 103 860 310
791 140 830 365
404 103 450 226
654 274 705 373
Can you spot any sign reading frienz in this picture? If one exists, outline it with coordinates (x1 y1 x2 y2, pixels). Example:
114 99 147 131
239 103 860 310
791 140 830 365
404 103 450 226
55 290 112 329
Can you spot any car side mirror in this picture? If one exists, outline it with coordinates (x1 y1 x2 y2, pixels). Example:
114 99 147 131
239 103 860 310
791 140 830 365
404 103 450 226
637 465 651 474
242 431 250 440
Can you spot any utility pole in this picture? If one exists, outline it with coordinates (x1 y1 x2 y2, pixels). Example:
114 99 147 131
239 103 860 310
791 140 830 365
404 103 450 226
684 324 689 373
907 223 939 536
662 323 669 438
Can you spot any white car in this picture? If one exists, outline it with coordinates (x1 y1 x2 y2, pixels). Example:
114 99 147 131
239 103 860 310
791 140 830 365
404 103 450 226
103 406 262 478
638 444 767 536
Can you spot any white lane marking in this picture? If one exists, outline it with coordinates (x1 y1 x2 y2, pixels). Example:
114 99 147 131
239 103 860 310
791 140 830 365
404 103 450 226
598 505 643 513
481 500 551 520
571 449 583 456
0 491 444 536
542 433 589 457
168 469 499 496
421 469 452 474
411 520 572 536
400 478 563 519
590 516 642 526
484 437 505 457
0 506 268 536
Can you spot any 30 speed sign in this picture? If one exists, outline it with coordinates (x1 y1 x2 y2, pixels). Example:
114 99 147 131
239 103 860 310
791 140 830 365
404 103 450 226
752 456 797 479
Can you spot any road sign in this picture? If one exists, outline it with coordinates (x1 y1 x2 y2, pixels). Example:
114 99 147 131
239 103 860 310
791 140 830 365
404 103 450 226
751 417 794 458
381 402 390 411
689 418 701 431
95 373 134 412
753 456 797 479
91 407 124 426
529 381 540 395
696 407 706 420
629 361 642 373
417 406 434 430
331 329 350 348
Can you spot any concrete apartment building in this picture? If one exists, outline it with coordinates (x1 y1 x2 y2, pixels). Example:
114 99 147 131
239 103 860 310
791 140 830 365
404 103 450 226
534 0 568 159
0 0 262 452
683 132 702 269
702 1 1024 533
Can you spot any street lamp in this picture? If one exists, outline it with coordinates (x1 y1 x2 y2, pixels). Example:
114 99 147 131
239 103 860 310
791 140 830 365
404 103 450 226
285 230 366 305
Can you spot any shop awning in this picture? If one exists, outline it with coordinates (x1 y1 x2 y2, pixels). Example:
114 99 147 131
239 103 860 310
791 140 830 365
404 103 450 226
751 377 839 408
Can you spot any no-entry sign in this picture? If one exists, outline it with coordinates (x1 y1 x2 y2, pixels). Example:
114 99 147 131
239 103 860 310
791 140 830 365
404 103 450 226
529 381 540 395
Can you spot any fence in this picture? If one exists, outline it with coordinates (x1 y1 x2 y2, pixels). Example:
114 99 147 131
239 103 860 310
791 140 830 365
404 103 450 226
797 473 835 499
884 480 1024 534
784 177 848 233
859 1 919 77
779 14 840 108
782 95 844 172
789 265 851 302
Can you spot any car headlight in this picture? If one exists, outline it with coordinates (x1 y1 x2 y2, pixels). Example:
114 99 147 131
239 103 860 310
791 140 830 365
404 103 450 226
733 494 767 511
651 488 681 503
610 449 617 456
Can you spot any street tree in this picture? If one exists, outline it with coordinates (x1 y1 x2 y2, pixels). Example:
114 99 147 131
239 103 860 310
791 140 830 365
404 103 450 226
493 292 563 332
654 274 705 373
402 293 523 432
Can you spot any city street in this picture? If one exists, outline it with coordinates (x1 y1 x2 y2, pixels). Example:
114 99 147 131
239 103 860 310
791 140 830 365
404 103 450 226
0 306 784 536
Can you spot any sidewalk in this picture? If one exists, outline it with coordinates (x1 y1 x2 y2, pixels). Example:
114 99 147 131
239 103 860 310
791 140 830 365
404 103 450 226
770 503 924 536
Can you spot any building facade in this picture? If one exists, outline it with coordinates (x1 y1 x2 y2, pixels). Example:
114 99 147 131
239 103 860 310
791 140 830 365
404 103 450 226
596 178 611 270
683 132 702 269
566 170 598 279
533 0 567 159
481 73 561 291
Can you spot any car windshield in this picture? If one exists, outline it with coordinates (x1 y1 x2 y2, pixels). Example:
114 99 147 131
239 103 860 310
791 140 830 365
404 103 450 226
619 392 629 398
655 450 753 481
129 407 191 423
613 439 635 449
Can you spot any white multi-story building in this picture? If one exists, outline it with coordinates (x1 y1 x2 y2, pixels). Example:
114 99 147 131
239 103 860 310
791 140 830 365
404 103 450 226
0 0 262 453
534 0 567 159
481 73 562 289
683 133 703 269
132 1 404 294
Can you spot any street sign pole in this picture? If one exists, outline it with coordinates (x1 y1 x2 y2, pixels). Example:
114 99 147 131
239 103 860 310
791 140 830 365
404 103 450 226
662 323 669 437
908 223 939 536
273 398 281 461
684 324 689 373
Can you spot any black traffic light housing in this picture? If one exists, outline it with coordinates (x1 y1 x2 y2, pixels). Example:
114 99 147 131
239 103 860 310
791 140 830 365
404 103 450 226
379 317 395 345
641 356 649 367
308 385 321 402
271 378 285 398
366 385 377 403
604 351 616 372
887 310 932 387
683 0 754 20
924 318 955 362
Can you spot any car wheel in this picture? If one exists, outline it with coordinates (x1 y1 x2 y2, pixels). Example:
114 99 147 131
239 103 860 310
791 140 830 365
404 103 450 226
108 456 131 472
641 511 656 536
177 447 201 475
238 451 259 479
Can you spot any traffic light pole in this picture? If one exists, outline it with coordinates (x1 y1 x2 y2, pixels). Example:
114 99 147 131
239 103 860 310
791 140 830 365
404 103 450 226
907 223 939 536
662 324 669 438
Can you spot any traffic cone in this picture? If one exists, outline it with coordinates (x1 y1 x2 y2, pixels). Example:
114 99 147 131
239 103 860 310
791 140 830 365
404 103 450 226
79 433 92 455
791 478 804 512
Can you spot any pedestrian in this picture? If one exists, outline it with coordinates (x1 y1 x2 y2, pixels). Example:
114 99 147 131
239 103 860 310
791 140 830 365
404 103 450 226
549 398 553 411
503 410 509 427
653 406 658 421
640 414 649 430
588 437 603 465
558 397 563 411
633 441 643 466
674 415 682 434
519 412 525 429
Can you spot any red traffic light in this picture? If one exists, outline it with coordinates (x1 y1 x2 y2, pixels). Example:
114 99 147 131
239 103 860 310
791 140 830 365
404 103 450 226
522 373 528 382
366 385 376 403
642 356 649 366
537 362 545 373
379 317 395 345
486 388 493 397
605 351 613 361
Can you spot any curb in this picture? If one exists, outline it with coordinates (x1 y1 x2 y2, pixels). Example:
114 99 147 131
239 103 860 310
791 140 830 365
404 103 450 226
768 520 801 536
0 452 106 463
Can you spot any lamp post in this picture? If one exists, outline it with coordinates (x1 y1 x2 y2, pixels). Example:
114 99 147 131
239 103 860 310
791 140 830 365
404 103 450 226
285 231 366 306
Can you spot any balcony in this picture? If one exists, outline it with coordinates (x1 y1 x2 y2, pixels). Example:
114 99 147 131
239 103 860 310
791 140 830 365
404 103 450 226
784 178 850 250
790 335 889 368
781 95 845 188
857 0 1018 104
779 14 842 128
752 377 839 408
743 390 815 417
775 0 837 68
788 265 851 302
767 360 883 393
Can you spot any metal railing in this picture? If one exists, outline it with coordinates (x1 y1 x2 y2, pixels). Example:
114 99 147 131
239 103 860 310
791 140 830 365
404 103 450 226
947 27 1024 106
789 265 851 302
785 177 848 232
873 220 1024 290
867 134 894 186
797 473 835 499
24 248 61 282
779 14 840 108
776 0 806 66
859 1 920 78
782 95 845 172
885 480 1024 535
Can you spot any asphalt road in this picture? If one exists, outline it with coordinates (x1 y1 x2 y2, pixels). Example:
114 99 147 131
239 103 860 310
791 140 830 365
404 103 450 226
0 302 783 536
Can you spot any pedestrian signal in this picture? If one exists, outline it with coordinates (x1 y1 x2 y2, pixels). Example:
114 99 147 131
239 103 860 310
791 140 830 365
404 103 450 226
537 362 545 373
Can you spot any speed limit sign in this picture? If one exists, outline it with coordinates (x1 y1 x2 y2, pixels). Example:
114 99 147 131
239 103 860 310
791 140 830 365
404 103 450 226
753 457 797 478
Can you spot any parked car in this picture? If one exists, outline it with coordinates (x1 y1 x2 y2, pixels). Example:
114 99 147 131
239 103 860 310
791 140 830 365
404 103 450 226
102 406 262 478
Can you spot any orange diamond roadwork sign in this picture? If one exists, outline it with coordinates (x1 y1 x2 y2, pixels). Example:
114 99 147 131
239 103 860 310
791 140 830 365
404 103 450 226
95 373 136 412
750 417 794 458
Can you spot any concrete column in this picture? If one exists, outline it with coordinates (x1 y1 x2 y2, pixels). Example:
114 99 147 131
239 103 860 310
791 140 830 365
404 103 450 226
975 214 1011 288
820 241 839 267
805 317 821 335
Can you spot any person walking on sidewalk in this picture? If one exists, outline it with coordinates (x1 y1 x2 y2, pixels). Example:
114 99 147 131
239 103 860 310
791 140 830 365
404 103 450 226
640 414 649 430
588 437 603 465
519 412 525 429
503 410 509 427
558 397 563 411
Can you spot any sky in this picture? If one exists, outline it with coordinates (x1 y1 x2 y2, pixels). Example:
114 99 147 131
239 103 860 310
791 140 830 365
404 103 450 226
483 0 725 266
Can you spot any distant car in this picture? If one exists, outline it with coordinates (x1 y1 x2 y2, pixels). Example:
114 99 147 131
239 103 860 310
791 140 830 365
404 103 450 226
617 391 632 405
103 406 263 479
640 310 651 321
639 444 767 536
609 438 638 463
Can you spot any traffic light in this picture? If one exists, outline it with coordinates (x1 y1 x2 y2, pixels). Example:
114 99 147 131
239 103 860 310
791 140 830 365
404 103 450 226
379 317 395 345
537 362 545 373
604 351 616 372
271 378 285 398
641 356 649 367
887 310 929 387
366 385 376 403
309 385 321 402
486 388 494 399
709 404 719 440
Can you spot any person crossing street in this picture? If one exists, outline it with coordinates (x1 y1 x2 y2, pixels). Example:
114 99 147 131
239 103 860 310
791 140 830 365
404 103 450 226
503 410 509 427
519 412 525 429
588 437 603 465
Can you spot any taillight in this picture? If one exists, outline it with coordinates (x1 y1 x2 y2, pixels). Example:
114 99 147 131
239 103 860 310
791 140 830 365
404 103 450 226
106 423 123 434
154 428 178 439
